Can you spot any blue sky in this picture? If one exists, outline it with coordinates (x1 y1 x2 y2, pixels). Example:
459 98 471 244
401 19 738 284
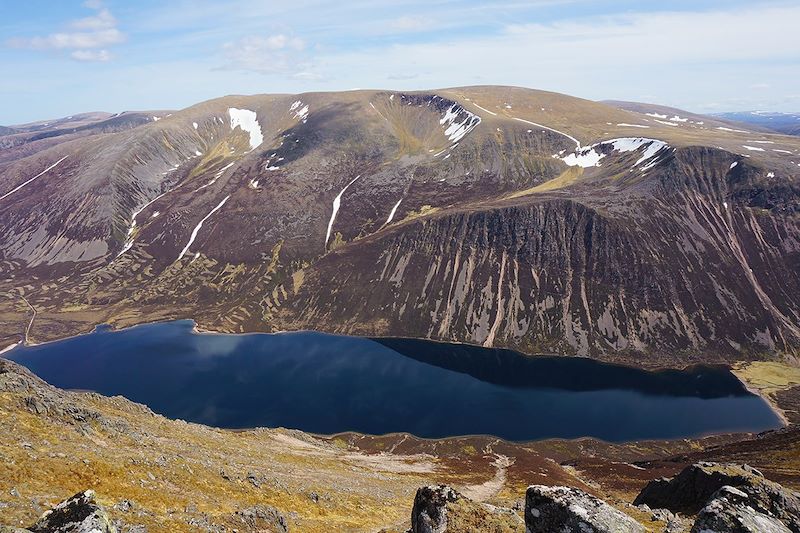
1 0 799 124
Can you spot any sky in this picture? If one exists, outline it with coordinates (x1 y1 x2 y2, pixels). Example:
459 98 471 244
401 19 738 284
1 0 799 124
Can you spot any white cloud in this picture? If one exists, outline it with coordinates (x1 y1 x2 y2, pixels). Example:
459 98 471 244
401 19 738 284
220 33 316 77
70 8 117 31
71 49 112 62
387 15 432 32
22 29 124 50
8 3 124 61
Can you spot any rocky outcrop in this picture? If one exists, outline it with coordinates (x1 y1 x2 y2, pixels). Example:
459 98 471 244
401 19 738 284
525 485 644 533
411 485 460 533
410 484 523 532
635 462 800 532
634 462 800 522
1 490 117 533
693 486 793 533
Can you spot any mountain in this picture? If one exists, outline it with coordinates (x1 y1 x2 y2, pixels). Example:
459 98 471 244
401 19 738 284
712 111 800 136
1 86 799 365
0 110 172 164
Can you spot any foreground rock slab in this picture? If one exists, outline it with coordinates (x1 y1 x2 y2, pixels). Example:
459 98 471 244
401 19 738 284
693 485 793 533
1 490 116 533
525 485 644 533
634 461 800 530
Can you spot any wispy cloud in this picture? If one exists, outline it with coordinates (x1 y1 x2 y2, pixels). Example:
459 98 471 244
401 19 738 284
220 33 317 78
7 1 124 62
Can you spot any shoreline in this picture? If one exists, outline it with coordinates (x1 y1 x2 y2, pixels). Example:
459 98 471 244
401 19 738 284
8 317 794 427
734 371 790 427
0 341 20 355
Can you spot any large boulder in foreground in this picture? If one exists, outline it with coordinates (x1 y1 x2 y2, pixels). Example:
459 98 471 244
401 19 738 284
525 485 645 533
692 485 793 533
411 485 460 533
634 462 800 529
3 490 117 533
410 484 523 532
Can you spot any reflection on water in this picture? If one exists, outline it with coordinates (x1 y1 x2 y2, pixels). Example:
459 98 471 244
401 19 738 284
4 320 782 442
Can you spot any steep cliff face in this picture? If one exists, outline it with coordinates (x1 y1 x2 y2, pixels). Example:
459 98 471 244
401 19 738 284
285 146 800 360
1 86 798 363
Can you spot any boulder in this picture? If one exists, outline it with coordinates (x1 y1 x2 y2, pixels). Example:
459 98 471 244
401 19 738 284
692 486 792 533
525 485 645 533
231 506 289 533
410 485 522 532
411 485 460 533
27 490 116 533
634 462 800 529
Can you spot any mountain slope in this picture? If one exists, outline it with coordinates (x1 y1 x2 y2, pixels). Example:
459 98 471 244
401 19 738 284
1 86 798 364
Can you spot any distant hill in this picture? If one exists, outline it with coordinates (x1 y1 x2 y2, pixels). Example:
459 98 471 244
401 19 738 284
712 111 800 136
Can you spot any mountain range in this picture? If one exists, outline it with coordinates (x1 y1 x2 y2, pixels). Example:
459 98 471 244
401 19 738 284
1 86 798 366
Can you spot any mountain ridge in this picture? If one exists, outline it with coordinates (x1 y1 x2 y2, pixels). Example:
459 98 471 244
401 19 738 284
1 86 798 365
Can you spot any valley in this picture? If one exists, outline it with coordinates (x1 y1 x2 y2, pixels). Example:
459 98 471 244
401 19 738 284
2 85 800 532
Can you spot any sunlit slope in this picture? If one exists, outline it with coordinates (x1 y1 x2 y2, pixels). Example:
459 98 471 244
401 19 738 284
0 86 797 363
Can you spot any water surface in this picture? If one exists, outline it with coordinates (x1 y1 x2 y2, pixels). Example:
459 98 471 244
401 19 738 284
4 320 781 442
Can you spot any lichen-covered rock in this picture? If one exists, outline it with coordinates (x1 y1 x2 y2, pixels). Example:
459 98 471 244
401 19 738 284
230 506 288 533
410 485 522 532
28 490 116 533
525 485 644 533
692 486 792 533
411 485 460 533
634 461 800 528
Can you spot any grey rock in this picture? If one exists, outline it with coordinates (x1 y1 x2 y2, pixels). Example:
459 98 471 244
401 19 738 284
246 471 262 488
692 486 792 533
113 500 134 513
232 506 288 533
28 489 116 533
525 485 645 533
634 462 800 530
411 485 460 533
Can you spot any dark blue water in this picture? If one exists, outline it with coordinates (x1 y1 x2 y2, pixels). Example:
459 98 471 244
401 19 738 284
3 320 781 442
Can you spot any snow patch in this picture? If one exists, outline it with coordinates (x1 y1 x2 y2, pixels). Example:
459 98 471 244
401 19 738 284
291 101 309 122
195 162 235 191
617 123 650 128
742 145 765 152
555 138 668 169
439 104 481 143
512 117 581 148
645 112 667 119
325 175 361 248
385 199 402 225
177 195 231 260
730 161 738 169
472 103 497 116
192 122 198 130
0 155 69 202
228 108 264 150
